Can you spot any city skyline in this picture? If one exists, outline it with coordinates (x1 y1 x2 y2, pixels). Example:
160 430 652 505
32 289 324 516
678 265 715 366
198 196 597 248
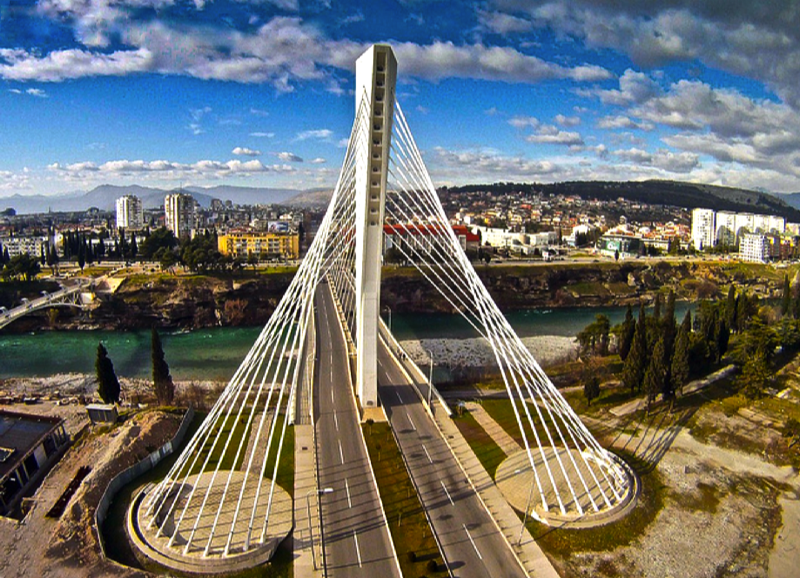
2 1 800 198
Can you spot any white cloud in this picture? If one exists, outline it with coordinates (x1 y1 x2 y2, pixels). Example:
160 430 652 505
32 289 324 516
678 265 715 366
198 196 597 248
309 157 326 164
296 128 333 141
477 9 533 34
232 146 262 156
597 115 654 131
249 131 275 138
554 114 580 127
277 151 303 162
525 124 584 146
508 115 539 128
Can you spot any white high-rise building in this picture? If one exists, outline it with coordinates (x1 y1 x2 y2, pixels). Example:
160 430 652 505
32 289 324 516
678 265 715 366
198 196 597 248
165 193 197 237
691 208 715 251
115 195 143 230
739 233 769 263
715 211 737 246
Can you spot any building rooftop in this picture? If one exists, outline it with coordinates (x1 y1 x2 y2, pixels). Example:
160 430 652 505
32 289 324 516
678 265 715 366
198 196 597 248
0 410 63 480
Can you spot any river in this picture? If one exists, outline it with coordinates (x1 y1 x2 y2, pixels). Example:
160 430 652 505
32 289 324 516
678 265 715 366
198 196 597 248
0 303 694 381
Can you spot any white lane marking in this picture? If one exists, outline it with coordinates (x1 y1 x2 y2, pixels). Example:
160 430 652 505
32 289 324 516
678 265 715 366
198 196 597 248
463 524 483 560
407 414 416 431
395 390 403 404
330 351 333 381
331 387 335 403
333 413 339 431
345 478 352 508
441 481 454 506
422 444 433 464
353 531 362 567
338 440 345 464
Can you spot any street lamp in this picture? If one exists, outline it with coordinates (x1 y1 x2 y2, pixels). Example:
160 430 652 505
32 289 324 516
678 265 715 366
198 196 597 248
517 467 536 545
383 305 392 332
306 487 334 570
426 348 434 409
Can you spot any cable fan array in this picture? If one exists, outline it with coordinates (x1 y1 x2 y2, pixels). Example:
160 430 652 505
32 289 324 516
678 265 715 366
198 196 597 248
380 101 631 518
138 95 370 559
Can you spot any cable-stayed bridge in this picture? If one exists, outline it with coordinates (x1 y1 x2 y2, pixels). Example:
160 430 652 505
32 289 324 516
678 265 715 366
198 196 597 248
129 44 634 577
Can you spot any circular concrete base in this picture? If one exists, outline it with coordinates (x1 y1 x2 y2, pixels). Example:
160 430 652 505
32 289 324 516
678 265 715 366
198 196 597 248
128 471 292 575
495 448 637 528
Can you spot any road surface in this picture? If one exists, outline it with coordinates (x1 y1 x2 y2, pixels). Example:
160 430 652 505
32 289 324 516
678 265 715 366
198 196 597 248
377 340 528 578
314 282 401 578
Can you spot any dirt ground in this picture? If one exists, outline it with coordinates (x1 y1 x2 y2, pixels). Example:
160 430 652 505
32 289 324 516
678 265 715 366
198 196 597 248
557 396 800 578
0 398 182 578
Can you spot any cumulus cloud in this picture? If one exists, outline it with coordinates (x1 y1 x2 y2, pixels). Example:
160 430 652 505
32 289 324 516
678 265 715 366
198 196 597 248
525 124 584 146
554 114 580 126
296 128 333 141
597 115 654 131
508 115 539 128
48 157 296 177
614 147 700 173
309 157 326 164
232 147 262 156
277 151 303 162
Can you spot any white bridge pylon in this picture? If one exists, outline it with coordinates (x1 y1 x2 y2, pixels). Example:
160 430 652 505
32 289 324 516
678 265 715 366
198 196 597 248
136 43 632 567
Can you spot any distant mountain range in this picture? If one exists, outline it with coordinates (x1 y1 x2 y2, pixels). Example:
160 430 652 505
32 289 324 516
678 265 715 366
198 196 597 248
0 184 304 215
3 179 800 219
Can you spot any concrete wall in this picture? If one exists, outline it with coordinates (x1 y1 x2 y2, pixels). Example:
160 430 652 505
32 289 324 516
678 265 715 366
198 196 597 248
94 407 195 561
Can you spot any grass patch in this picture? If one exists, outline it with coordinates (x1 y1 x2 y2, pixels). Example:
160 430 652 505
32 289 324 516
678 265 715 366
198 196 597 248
261 413 295 495
190 411 251 474
452 411 507 479
569 281 610 296
528 452 666 555
362 423 448 578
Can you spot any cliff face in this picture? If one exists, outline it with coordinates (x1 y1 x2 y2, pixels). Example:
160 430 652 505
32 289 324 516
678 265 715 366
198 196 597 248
2 260 785 332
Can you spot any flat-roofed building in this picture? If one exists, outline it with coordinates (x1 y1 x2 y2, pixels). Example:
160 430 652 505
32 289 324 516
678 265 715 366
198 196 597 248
217 230 300 260
0 410 69 516
165 193 197 237
691 208 715 251
115 195 144 230
739 233 769 263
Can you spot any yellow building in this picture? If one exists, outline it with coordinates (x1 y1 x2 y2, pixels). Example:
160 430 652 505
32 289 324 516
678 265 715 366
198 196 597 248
217 231 300 260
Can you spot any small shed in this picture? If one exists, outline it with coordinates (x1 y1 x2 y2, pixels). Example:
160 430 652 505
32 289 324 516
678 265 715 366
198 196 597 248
86 404 118 425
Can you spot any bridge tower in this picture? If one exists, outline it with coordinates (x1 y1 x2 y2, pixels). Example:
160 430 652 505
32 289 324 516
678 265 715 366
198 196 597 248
354 45 397 408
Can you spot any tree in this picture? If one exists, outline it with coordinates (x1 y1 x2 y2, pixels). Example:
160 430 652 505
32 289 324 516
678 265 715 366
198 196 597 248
725 285 737 330
577 314 611 356
95 343 121 404
151 328 175 405
643 337 666 412
77 240 86 270
618 305 635 361
782 275 792 316
740 354 774 399
671 321 691 395
584 374 600 406
715 318 730 363
622 304 648 394
1 253 41 281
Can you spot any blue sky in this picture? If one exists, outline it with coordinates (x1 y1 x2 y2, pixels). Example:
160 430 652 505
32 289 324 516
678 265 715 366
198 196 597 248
2 0 800 197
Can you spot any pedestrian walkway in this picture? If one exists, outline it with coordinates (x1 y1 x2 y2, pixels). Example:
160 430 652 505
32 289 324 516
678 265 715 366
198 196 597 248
465 401 520 455
293 424 324 578
430 400 560 578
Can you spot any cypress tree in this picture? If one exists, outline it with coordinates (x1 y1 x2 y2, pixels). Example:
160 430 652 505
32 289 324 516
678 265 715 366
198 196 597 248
653 293 662 321
643 336 666 412
726 285 737 329
671 322 691 396
96 343 121 404
151 328 174 405
793 282 800 321
716 318 730 363
662 290 677 385
619 304 635 361
623 305 648 394
584 374 600 406
782 275 791 316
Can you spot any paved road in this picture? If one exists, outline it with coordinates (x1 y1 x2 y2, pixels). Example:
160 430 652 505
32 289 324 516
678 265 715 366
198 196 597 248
314 283 401 578
377 341 528 578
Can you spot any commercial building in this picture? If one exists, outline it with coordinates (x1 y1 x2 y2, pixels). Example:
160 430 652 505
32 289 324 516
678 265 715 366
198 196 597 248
217 230 300 260
383 223 480 257
115 195 144 230
165 193 197 237
0 410 69 516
